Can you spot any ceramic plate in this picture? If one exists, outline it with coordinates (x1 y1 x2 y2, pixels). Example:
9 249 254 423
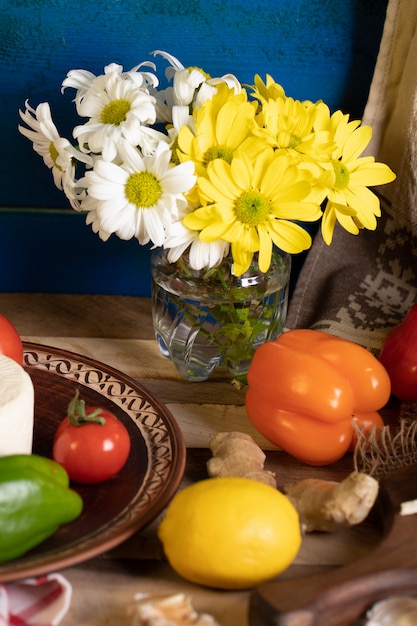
0 342 186 582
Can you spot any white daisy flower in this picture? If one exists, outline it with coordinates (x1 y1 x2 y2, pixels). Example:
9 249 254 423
62 61 159 108
71 72 158 161
152 50 196 83
18 100 91 203
173 68 208 107
152 50 241 114
187 237 230 270
82 140 196 247
80 194 112 241
194 74 242 111
163 105 195 163
134 124 171 157
152 50 206 111
121 60 159 90
164 218 230 269
61 69 97 106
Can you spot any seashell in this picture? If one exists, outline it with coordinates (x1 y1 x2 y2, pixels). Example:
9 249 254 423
128 592 220 625
365 596 417 625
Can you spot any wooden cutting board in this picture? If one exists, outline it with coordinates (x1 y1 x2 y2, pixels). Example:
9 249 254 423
249 463 417 625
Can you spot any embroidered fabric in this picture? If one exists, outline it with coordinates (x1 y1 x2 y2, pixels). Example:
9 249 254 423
286 0 417 354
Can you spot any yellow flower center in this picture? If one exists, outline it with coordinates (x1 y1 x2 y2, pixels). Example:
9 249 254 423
170 137 180 165
186 66 211 80
288 133 301 149
234 190 271 225
332 159 350 189
100 99 131 125
203 145 234 167
49 142 62 170
125 171 162 207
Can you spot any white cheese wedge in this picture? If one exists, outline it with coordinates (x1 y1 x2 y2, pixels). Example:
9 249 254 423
0 354 34 455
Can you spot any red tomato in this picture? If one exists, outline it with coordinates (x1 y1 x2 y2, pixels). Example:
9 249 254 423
53 392 131 484
0 313 23 364
379 304 417 403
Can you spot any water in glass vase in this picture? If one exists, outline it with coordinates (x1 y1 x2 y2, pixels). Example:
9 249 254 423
151 248 291 382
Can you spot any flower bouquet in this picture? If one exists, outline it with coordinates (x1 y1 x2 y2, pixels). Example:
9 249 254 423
18 51 396 381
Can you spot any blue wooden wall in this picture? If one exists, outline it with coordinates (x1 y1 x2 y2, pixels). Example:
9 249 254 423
0 0 389 295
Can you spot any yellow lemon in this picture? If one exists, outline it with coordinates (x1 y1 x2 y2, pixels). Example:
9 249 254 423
158 476 301 590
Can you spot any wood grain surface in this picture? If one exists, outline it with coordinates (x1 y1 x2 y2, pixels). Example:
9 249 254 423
0 293 400 626
250 464 417 625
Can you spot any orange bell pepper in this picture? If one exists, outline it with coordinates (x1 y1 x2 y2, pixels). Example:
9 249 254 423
245 329 391 466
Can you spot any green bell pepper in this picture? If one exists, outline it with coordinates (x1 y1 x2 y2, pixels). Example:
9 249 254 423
0 454 83 563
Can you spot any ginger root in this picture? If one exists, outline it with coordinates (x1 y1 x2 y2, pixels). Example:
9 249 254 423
207 431 276 487
128 593 220 626
207 433 378 533
284 471 379 533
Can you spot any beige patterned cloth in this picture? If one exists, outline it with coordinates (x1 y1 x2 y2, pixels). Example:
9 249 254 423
286 0 417 353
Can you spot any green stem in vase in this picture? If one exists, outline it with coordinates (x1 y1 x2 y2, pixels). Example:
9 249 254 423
151 248 290 382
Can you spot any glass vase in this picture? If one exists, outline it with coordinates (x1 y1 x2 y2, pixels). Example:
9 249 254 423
151 248 291 382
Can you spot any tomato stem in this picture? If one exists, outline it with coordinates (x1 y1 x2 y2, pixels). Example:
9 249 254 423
67 390 106 426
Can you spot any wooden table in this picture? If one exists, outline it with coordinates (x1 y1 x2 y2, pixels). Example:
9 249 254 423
0 293 386 626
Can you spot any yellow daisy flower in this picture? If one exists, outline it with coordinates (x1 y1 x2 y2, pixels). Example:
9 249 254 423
176 85 257 201
319 110 396 244
248 91 334 170
248 74 286 103
183 150 322 275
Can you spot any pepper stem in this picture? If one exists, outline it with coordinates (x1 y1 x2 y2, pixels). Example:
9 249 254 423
67 390 106 426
